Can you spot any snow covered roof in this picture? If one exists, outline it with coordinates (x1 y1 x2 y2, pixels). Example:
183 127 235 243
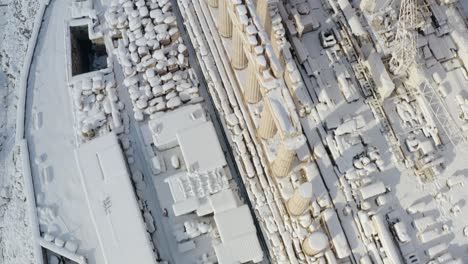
366 51 395 98
213 205 263 264
372 214 403 263
176 121 227 173
322 208 351 259
208 189 239 213
267 89 296 136
71 0 96 19
149 104 207 149
359 181 386 200
161 116 231 217
164 173 262 263
75 133 156 264
337 0 366 37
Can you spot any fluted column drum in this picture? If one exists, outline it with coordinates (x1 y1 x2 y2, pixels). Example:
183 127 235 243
219 0 233 38
302 231 329 256
272 141 295 178
258 103 277 139
245 61 262 103
272 135 305 177
231 27 248 69
287 182 313 216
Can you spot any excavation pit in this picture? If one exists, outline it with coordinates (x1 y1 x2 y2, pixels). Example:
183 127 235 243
70 26 107 76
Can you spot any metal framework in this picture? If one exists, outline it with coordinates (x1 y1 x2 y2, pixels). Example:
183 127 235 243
389 0 418 76
419 82 467 152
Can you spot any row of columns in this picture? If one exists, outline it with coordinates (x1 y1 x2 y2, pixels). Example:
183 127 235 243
216 0 263 104
218 0 248 70
212 5 322 260
211 0 300 179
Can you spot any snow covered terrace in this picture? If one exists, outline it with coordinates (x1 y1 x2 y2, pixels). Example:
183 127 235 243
75 132 157 264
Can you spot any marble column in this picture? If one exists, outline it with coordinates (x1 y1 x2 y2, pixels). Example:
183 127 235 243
257 0 272 35
245 61 262 103
258 102 277 139
231 27 248 69
207 0 218 8
287 182 312 216
219 0 232 38
302 231 329 256
272 142 295 177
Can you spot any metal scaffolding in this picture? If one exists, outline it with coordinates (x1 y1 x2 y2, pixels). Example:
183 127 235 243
419 81 467 152
389 0 418 76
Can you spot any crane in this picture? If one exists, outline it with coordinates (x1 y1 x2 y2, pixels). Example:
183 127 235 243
389 0 418 76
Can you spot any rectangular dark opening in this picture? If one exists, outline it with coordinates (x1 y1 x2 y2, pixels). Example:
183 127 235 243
70 26 108 76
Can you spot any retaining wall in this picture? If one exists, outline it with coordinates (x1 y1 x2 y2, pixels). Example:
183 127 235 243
15 1 51 263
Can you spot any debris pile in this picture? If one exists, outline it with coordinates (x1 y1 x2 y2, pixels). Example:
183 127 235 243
71 71 123 140
106 0 203 121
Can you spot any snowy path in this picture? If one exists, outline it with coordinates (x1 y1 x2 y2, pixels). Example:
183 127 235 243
24 0 103 263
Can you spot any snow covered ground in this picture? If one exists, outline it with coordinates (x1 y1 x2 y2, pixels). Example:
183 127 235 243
24 1 107 263
0 1 40 264
1 0 467 263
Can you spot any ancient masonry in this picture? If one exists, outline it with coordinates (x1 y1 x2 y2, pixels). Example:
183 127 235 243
177 0 343 263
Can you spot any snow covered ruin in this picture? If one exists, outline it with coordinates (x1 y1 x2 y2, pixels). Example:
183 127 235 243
1 0 468 263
